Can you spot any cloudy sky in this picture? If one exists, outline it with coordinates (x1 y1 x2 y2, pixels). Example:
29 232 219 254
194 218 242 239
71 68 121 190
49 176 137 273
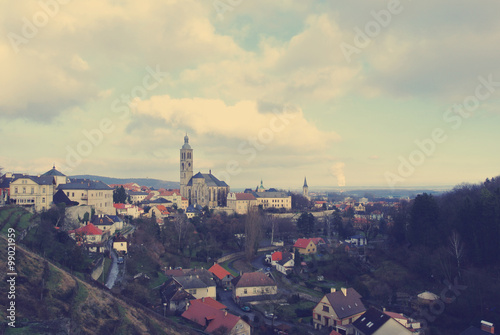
1 0 500 190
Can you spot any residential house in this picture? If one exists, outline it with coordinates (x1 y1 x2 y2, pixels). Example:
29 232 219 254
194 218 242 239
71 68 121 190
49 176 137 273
227 192 257 215
185 204 203 218
128 191 148 203
293 237 325 255
208 263 234 290
313 287 366 333
460 321 495 335
182 298 250 335
113 203 142 219
148 205 170 221
155 189 188 210
267 251 294 275
231 272 277 304
9 166 67 212
383 311 421 334
91 214 119 235
68 223 108 253
173 274 216 300
160 278 196 313
352 308 413 335
345 235 367 247
58 179 114 215
113 235 128 254
275 252 294 275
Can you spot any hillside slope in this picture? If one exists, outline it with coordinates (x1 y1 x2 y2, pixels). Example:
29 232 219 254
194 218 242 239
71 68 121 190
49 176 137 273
0 237 195 334
69 175 179 190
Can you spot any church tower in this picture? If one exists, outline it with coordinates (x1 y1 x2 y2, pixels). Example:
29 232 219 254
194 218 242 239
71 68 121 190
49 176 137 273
303 177 309 200
180 134 193 199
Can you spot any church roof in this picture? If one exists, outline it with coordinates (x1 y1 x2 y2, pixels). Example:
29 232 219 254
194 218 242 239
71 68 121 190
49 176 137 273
182 134 192 149
41 165 66 177
188 172 228 187
303 177 308 187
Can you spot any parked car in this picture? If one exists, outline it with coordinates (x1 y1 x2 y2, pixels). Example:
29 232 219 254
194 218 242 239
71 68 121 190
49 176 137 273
264 311 277 320
241 305 251 312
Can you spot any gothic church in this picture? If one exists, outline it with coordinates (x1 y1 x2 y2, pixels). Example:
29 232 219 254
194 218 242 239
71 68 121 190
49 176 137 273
180 135 230 208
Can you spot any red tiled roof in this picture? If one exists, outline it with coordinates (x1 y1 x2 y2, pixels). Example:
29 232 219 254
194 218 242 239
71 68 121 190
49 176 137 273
311 237 325 245
208 264 233 280
114 203 126 209
384 311 408 321
235 193 256 201
193 297 226 310
294 238 313 249
271 251 282 261
155 205 170 215
69 223 103 236
182 299 242 333
205 311 242 334
330 330 342 335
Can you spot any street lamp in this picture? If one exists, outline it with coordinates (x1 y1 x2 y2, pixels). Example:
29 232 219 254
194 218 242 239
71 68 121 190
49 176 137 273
163 303 167 317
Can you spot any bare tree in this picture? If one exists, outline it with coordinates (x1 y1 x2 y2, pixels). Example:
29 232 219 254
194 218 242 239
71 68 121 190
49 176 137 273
447 230 464 278
245 208 262 261
172 215 191 252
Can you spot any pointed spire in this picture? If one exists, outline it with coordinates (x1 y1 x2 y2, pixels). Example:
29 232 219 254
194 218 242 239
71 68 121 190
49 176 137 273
303 177 308 187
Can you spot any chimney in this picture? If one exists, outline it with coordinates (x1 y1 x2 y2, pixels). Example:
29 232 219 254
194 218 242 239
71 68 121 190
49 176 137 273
481 321 494 334
224 311 227 316
331 288 336 293
202 297 205 302
341 287 347 296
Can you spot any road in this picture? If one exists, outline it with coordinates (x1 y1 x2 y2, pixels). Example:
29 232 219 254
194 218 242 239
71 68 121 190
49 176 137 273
105 238 119 289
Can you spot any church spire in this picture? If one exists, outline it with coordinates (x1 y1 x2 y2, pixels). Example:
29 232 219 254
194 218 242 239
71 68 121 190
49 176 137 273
303 177 308 187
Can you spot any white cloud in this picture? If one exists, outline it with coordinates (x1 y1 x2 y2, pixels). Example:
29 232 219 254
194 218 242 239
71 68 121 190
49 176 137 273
132 95 340 152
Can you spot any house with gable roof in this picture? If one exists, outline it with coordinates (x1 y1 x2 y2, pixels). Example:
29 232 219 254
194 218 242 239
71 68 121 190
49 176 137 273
313 287 366 333
231 272 277 304
352 308 413 335
68 223 108 253
9 165 68 212
58 178 114 215
227 192 257 214
294 237 325 255
182 298 250 335
208 263 234 289
173 274 216 300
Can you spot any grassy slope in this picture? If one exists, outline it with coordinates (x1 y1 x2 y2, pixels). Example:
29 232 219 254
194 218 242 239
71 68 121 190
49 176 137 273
0 209 196 335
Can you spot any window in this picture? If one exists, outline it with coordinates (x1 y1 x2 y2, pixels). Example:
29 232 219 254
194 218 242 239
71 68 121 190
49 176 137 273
42 187 45 193
253 288 256 293
42 198 45 203
244 289 247 294
23 187 26 193
72 192 74 197
31 187 34 194
188 289 197 295
14 187 18 194
322 305 329 312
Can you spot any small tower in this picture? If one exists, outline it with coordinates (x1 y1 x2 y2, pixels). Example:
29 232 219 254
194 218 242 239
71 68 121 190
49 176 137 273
180 134 193 199
257 179 266 193
303 177 309 200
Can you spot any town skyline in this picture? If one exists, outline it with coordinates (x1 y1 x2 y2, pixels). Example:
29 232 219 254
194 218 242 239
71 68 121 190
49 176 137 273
2 1 500 189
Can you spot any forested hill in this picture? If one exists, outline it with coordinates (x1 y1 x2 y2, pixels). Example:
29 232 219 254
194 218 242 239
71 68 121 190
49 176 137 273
392 176 500 266
70 175 179 189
